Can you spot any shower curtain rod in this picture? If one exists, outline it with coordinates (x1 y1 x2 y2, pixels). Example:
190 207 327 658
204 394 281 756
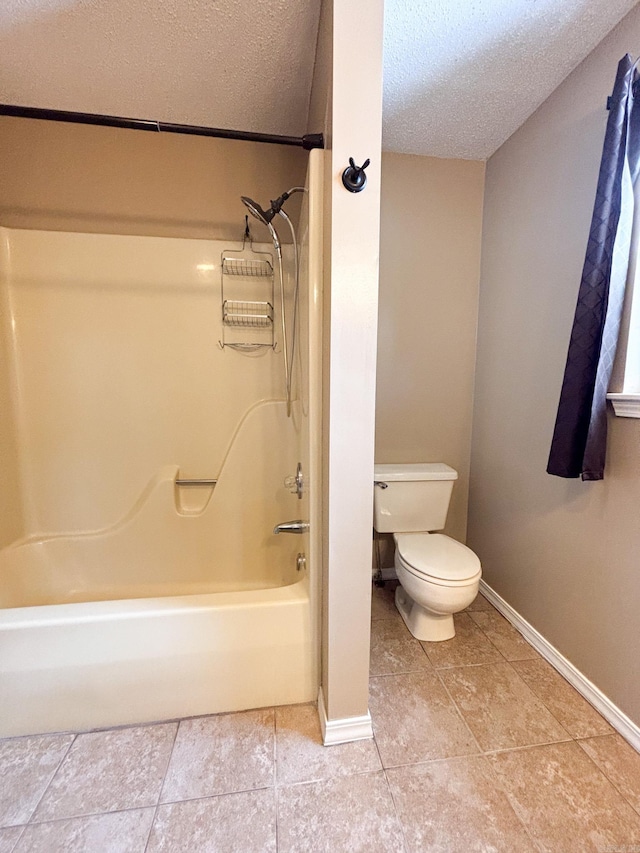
0 104 325 150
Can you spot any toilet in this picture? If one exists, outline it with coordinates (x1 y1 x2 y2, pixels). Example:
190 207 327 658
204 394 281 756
373 463 481 642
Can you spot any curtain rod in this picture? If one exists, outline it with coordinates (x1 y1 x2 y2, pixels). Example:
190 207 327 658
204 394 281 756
0 104 324 150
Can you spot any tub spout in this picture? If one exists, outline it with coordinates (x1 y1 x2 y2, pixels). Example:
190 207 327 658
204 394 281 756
273 520 309 535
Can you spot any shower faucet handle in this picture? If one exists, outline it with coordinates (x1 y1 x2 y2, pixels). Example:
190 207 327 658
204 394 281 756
284 462 304 499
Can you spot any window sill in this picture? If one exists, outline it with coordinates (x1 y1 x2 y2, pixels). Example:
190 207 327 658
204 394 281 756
607 393 640 418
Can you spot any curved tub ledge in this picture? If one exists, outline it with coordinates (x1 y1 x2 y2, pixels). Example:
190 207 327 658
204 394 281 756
0 400 302 607
0 398 317 735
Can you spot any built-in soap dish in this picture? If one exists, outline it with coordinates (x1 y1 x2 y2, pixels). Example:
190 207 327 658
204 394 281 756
174 476 217 516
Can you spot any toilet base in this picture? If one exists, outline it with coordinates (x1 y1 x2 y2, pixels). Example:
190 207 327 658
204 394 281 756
395 585 455 642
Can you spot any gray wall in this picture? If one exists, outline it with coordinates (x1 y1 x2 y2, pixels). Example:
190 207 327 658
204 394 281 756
376 152 485 545
469 6 640 725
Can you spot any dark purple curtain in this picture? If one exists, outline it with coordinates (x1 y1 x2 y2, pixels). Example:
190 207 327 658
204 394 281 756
548 54 640 480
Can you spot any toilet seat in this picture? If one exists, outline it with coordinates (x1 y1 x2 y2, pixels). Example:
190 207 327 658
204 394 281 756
395 533 481 586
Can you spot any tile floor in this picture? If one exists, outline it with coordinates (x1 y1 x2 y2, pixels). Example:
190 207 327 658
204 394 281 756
2 585 640 851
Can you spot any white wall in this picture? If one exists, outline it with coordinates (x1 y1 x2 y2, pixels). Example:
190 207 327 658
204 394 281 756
312 0 384 730
469 5 640 725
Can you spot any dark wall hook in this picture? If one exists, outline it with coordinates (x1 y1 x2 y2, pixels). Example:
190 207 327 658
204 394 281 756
342 157 370 193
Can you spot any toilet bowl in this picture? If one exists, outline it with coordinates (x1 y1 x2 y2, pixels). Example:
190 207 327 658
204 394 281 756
393 533 481 641
373 462 482 642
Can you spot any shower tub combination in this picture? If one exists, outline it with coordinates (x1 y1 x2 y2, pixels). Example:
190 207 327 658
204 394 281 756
0 158 322 737
0 404 315 737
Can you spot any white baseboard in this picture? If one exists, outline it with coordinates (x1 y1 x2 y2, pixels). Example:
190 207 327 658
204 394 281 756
317 687 373 746
479 579 640 752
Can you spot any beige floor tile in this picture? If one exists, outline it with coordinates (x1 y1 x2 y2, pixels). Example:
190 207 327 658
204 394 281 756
371 582 400 621
14 808 154 853
579 734 640 815
147 789 276 852
275 704 381 785
512 658 613 739
488 741 640 852
32 723 176 823
420 613 504 669
369 671 477 767
440 662 570 751
0 734 74 827
465 592 496 612
468 610 540 660
386 755 538 852
277 771 404 853
370 617 432 676
160 708 274 802
0 826 24 853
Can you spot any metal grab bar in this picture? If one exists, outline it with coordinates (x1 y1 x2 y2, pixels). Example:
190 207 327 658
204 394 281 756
175 478 217 486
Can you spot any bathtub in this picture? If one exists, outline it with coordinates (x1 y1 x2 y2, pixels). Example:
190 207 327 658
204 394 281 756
0 574 314 738
0 415 317 737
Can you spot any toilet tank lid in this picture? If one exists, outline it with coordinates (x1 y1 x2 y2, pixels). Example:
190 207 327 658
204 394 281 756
374 463 458 482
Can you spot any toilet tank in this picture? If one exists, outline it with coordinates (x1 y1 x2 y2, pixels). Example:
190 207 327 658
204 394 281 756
373 463 458 533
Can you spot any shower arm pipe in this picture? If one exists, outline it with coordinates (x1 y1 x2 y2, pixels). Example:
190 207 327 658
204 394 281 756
282 186 306 198
0 104 325 150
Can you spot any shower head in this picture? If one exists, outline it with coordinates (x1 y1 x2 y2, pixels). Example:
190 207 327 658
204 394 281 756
241 187 306 226
241 196 274 226
241 195 282 252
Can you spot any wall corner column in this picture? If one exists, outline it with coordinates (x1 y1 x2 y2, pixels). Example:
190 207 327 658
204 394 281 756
318 0 384 739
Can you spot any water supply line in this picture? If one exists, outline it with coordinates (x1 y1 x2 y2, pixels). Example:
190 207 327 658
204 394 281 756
272 240 290 413
240 187 306 417
277 208 300 416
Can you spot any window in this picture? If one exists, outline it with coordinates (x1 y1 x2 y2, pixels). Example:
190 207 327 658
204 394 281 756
608 170 640 417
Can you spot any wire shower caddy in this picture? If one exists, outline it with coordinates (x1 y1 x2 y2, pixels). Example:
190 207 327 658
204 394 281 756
219 222 276 352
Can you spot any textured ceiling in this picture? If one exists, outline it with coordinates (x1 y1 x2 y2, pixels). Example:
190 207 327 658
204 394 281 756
0 0 322 136
0 0 638 160
383 0 639 159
